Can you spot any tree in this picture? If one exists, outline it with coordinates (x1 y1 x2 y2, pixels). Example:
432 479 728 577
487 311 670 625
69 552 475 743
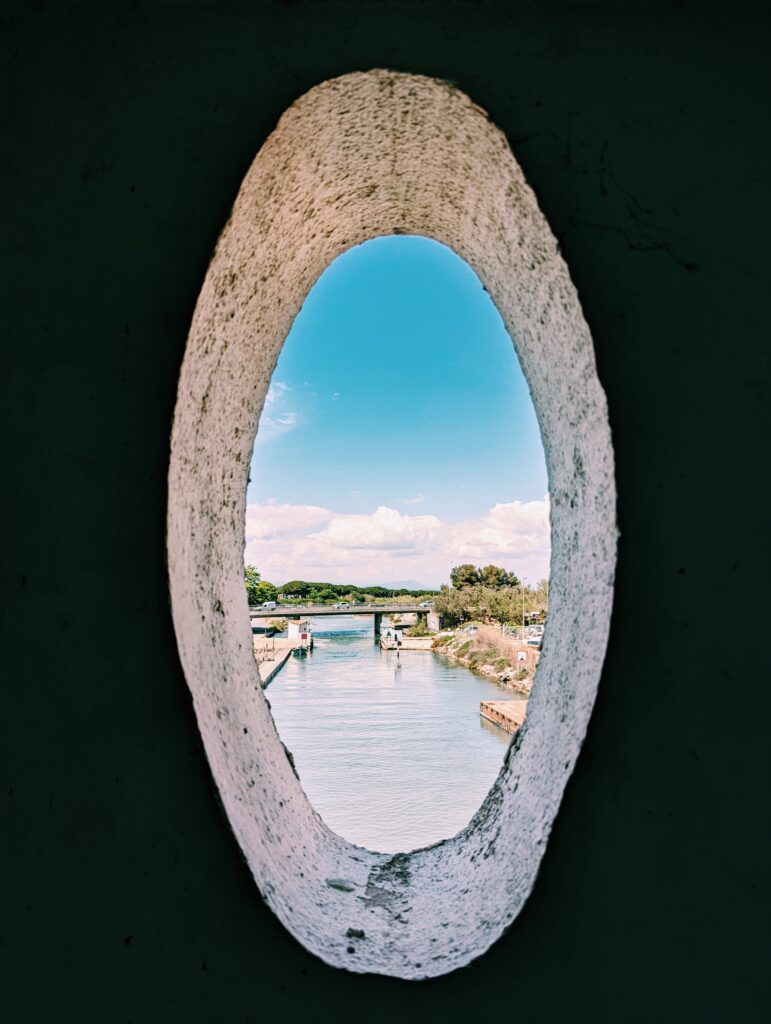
251 580 278 604
450 563 481 589
281 580 312 598
244 566 277 605
434 583 527 626
479 564 505 588
433 584 468 626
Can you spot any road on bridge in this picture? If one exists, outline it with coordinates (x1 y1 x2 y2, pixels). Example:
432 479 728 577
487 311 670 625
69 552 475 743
248 603 432 618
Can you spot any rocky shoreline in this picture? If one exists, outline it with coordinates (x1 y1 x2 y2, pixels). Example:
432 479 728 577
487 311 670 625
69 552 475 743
432 630 534 696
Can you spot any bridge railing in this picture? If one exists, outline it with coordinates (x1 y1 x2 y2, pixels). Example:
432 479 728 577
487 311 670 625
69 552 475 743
248 603 432 615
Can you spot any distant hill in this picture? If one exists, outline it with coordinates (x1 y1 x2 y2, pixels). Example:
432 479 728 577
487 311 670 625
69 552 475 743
383 579 435 592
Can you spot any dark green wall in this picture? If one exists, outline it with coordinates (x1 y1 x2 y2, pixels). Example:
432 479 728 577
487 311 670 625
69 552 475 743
3 3 769 1020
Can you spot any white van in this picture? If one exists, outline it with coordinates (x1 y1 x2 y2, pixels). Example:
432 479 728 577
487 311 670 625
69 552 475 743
261 601 277 610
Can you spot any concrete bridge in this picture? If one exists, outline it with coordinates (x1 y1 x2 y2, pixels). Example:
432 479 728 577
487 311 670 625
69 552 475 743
248 603 436 637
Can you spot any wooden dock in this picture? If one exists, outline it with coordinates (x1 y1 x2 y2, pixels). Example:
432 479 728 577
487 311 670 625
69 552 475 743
480 699 528 734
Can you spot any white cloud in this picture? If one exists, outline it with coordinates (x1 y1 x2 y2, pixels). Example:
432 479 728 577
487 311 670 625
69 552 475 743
256 411 298 443
445 497 551 583
400 493 425 505
245 502 332 542
255 381 299 443
314 506 441 552
244 497 550 586
265 380 290 406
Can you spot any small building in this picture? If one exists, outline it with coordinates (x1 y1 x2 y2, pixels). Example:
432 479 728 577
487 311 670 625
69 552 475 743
287 619 313 650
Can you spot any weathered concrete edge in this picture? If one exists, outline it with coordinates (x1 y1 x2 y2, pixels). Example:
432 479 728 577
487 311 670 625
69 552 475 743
258 648 293 688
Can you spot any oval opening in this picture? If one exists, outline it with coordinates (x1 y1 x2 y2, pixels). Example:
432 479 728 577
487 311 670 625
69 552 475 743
246 235 550 853
168 69 616 979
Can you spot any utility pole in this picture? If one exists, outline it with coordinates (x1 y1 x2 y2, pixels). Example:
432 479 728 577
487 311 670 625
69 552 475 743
521 578 526 645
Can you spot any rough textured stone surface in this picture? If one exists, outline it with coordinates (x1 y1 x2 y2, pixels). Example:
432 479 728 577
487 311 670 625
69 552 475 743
167 70 617 979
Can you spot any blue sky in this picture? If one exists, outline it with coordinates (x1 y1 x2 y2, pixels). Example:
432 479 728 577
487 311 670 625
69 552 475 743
245 236 550 588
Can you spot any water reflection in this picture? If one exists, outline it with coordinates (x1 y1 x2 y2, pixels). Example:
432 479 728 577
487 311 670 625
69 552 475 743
266 615 525 853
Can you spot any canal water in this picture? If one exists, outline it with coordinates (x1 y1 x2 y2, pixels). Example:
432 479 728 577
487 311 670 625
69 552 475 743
265 615 525 853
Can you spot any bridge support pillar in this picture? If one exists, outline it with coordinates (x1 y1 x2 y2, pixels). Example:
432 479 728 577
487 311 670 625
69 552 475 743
373 612 382 639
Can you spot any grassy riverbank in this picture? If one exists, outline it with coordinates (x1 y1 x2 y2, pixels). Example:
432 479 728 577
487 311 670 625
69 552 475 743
433 625 536 695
